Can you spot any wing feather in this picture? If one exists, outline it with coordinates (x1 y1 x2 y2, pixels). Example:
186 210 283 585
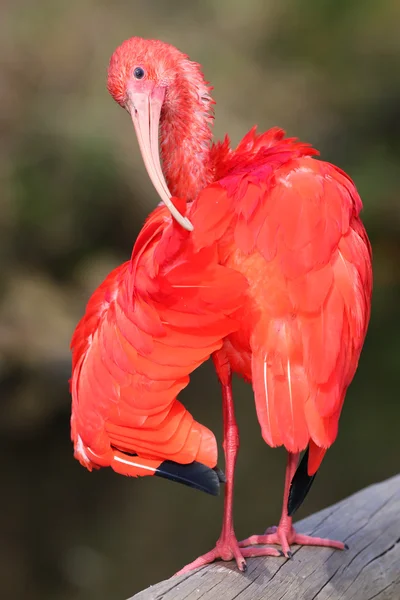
190 147 371 457
71 205 248 472
248 161 371 453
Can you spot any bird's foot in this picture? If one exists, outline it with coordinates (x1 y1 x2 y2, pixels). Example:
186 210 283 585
239 524 347 558
175 532 281 576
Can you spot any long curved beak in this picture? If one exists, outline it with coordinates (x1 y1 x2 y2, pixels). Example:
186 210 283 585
127 87 193 231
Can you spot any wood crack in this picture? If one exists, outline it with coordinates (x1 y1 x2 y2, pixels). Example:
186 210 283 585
366 578 400 600
310 564 343 600
357 536 400 574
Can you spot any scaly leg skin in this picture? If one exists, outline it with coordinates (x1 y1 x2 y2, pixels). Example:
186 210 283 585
239 452 347 557
175 353 280 576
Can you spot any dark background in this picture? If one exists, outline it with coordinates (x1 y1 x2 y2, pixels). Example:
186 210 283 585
1 1 399 599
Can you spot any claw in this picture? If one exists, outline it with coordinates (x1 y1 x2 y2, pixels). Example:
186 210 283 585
239 525 346 557
177 536 281 575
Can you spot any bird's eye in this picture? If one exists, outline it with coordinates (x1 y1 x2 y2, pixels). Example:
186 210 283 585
133 67 145 80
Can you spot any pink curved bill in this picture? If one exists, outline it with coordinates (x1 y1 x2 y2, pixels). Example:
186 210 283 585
128 88 193 231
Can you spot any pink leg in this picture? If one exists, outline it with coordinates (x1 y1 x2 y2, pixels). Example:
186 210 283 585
176 353 280 575
239 451 346 557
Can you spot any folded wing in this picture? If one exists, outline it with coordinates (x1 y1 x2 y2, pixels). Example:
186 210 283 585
70 205 248 484
191 148 372 475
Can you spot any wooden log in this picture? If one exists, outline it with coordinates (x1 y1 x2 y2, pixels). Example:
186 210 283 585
130 475 400 600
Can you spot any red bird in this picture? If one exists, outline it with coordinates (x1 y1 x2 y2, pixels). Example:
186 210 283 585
72 37 372 574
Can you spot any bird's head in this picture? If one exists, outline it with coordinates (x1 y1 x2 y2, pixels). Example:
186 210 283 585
107 37 214 229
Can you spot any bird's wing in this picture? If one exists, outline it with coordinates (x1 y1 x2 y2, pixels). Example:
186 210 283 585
71 205 247 477
191 153 372 474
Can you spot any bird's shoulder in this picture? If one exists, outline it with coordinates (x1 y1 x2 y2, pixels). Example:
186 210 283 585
192 127 365 257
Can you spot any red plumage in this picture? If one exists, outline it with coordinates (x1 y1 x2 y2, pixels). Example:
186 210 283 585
71 206 247 477
190 135 371 472
71 37 372 572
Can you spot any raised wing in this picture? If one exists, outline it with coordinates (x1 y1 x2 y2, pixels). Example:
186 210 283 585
71 205 247 486
191 135 372 476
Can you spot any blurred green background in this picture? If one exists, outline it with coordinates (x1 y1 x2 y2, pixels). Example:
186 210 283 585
1 1 399 599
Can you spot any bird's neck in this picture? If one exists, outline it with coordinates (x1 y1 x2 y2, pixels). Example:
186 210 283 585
160 71 214 202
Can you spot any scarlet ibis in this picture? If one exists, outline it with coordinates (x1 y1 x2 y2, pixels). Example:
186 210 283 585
106 37 373 572
72 36 372 574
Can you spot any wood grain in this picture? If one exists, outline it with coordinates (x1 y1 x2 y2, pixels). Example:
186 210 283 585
129 475 400 600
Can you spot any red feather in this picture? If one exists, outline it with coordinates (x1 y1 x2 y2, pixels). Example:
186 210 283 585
70 205 248 475
190 134 371 465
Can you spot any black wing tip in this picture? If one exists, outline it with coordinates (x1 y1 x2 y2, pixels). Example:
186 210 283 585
155 460 222 496
287 447 317 517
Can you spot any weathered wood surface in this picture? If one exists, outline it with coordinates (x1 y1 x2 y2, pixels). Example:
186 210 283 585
130 475 400 600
